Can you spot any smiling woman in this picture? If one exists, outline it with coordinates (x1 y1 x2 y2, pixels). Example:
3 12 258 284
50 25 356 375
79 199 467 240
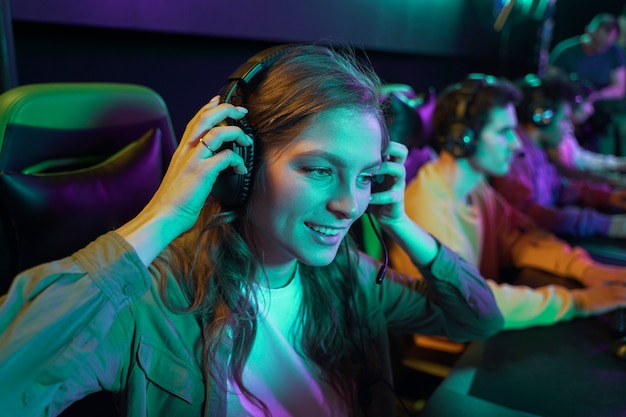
0 43 503 417
249 108 383 275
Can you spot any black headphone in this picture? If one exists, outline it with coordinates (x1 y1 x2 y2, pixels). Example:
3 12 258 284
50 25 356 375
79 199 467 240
521 74 555 128
438 73 495 158
211 44 295 208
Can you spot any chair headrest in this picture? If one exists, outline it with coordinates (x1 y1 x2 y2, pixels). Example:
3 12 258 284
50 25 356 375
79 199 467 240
383 85 436 150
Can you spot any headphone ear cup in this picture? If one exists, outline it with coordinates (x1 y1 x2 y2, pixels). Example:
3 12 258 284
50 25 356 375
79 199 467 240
520 74 554 128
529 99 555 127
439 75 486 158
440 120 477 158
210 122 255 208
211 44 294 208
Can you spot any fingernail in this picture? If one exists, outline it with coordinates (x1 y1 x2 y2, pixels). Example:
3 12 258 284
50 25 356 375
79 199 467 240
210 95 220 103
236 106 248 114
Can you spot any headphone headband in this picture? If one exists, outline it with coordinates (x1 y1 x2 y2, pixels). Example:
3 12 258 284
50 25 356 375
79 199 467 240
222 44 296 105
520 74 555 127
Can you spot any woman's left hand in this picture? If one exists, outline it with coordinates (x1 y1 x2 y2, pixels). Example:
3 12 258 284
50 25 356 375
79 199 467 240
367 141 408 226
367 142 439 266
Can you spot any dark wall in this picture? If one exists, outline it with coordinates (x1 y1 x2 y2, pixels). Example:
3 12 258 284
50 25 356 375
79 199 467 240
11 0 626 137
23 1 617 138
11 0 500 57
498 0 626 79
12 20 501 138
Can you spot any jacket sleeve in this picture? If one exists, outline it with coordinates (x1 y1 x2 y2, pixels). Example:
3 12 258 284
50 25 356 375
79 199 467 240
557 177 612 209
491 191 594 281
492 159 612 237
487 281 580 330
361 244 504 343
0 232 149 417
388 219 585 332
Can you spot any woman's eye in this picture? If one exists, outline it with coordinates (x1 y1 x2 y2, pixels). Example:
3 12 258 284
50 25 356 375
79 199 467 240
358 173 375 185
303 167 332 177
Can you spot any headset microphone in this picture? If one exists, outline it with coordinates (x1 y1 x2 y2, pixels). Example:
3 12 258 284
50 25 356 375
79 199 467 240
365 211 388 284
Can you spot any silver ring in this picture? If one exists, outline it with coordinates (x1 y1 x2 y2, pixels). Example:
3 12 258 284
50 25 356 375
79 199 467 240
199 137 215 157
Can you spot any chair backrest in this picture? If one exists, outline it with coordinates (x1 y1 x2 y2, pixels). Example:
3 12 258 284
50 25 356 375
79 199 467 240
0 83 177 293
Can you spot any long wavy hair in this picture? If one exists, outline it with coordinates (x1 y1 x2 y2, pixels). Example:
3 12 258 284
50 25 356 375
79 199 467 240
153 44 390 416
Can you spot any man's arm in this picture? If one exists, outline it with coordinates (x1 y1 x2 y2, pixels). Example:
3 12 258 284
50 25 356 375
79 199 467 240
588 65 626 102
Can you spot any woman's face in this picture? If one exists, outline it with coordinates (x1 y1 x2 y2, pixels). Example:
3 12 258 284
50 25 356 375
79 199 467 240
249 107 383 268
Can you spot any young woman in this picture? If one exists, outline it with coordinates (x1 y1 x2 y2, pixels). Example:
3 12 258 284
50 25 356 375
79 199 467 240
0 44 503 417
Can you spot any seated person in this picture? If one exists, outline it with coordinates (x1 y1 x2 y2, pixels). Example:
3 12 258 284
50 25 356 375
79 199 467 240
549 132 626 184
390 73 626 331
545 85 626 187
0 44 504 417
548 13 626 152
491 72 626 239
549 13 625 105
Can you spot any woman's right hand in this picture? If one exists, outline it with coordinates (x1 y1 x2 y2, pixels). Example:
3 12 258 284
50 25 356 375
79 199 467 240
116 96 253 266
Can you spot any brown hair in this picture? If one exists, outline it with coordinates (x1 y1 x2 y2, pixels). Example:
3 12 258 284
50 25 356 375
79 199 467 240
433 75 520 153
587 13 620 35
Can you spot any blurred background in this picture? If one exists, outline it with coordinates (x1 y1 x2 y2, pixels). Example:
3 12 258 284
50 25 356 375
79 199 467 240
3 0 624 138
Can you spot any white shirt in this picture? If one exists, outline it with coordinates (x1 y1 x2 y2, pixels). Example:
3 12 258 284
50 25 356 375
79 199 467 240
226 270 346 416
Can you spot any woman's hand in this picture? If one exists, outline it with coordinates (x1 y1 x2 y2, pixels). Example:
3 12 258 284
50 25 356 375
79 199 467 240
367 142 439 266
367 141 408 226
154 96 252 228
117 96 252 265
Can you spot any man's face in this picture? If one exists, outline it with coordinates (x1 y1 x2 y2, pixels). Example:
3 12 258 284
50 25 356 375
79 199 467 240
538 102 573 148
589 26 618 54
470 103 521 177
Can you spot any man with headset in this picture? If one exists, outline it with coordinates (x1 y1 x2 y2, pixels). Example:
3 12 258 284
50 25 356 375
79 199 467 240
549 13 625 106
491 72 626 239
389 73 626 330
548 13 625 153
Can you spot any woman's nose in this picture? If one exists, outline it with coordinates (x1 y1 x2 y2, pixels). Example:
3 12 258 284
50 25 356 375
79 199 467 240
328 184 360 219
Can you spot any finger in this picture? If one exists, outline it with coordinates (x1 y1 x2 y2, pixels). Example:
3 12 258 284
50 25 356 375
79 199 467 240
184 103 250 147
195 127 253 162
198 137 218 158
386 142 409 164
379 143 408 178
200 148 250 176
